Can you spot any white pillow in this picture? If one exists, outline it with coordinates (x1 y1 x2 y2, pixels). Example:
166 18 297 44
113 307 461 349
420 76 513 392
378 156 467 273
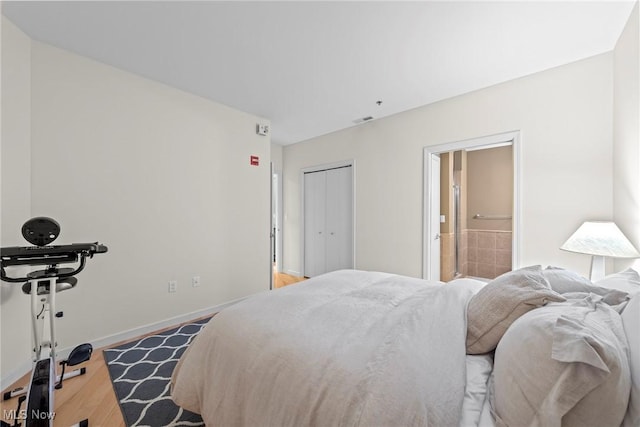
543 266 629 305
492 297 631 427
622 295 640 427
543 266 592 291
596 268 640 295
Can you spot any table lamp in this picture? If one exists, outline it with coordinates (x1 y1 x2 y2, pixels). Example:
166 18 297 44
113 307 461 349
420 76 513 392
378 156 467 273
560 221 640 281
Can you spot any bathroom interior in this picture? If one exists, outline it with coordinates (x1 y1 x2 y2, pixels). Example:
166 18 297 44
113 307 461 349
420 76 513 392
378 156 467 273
439 145 513 282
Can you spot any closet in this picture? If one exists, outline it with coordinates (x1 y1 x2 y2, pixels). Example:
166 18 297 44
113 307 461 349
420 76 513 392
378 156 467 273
303 165 353 277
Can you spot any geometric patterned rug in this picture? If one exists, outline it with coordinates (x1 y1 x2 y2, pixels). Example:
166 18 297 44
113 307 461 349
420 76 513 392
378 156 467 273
103 317 211 426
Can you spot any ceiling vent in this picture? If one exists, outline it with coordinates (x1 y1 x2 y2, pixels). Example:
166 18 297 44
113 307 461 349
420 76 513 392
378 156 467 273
353 116 374 124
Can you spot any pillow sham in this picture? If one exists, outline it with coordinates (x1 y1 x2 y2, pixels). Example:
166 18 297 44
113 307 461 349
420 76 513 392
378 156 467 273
542 265 592 292
621 295 640 427
543 266 629 306
466 265 565 354
596 268 640 296
492 297 631 427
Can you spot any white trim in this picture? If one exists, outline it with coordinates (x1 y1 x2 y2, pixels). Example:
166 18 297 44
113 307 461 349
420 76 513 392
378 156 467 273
270 162 274 290
0 296 246 390
422 130 522 280
300 159 356 277
90 297 245 350
285 269 302 277
274 170 284 275
1 361 32 394
300 160 355 175
427 153 441 281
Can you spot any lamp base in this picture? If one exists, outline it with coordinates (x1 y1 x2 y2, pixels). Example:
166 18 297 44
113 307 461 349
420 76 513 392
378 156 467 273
589 255 606 282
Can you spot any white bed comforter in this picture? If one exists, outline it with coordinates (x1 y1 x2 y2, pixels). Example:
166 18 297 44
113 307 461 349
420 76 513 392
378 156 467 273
171 270 476 427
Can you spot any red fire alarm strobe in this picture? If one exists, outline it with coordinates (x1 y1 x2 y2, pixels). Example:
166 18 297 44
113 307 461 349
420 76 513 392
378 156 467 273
250 155 259 166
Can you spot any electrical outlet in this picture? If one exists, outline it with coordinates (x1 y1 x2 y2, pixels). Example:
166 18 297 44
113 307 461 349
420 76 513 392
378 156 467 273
192 276 200 287
168 280 177 293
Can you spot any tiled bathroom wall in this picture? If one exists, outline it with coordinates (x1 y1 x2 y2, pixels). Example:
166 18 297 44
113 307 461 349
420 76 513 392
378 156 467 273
464 230 512 280
440 230 512 281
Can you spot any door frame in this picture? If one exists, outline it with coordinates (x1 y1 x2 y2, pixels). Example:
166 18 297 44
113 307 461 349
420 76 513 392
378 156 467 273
272 170 283 274
300 159 356 277
422 131 522 280
270 163 275 290
428 154 441 281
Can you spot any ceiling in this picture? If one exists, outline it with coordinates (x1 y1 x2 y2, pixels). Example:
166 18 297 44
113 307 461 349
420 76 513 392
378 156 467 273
2 1 636 145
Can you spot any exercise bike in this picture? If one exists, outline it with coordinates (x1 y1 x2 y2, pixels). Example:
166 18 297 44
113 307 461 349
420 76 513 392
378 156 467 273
0 217 107 427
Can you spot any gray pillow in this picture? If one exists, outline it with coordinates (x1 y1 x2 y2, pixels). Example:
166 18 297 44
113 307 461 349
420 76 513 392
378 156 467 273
622 295 640 427
595 268 640 296
543 266 629 306
466 265 565 354
492 298 631 427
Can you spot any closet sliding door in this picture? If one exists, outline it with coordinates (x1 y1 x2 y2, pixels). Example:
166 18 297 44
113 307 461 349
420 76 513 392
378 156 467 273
304 170 327 278
325 166 353 272
304 165 353 277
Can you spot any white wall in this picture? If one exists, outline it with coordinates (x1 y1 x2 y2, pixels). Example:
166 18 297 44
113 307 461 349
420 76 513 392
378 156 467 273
1 33 272 385
283 54 614 279
466 146 513 232
1 17 32 384
613 1 640 271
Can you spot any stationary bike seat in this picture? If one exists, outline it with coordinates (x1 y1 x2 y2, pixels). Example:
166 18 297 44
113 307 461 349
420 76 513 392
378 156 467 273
22 268 79 295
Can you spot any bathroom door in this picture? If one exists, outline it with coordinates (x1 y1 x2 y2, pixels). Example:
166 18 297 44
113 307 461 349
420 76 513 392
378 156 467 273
429 154 441 281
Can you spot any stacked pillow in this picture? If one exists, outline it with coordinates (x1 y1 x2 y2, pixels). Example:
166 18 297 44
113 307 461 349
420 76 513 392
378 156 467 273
621 294 640 427
542 266 630 308
590 267 639 427
474 265 638 427
491 295 631 427
541 263 638 423
465 265 565 354
595 267 640 295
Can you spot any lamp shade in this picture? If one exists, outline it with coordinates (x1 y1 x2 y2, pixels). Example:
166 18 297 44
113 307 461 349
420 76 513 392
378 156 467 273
560 221 640 258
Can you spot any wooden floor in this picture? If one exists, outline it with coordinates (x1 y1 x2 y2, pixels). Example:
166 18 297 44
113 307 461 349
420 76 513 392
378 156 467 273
273 271 307 288
1 272 304 426
1 346 126 427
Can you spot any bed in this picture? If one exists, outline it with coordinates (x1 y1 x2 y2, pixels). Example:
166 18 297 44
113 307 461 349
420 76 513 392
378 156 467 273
171 266 640 427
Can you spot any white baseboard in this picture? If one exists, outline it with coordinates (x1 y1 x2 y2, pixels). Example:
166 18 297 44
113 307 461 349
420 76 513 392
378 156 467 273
0 296 246 391
285 269 302 277
1 360 32 395
89 296 245 350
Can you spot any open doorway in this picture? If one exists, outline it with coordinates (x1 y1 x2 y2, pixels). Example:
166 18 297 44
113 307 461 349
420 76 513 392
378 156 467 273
271 167 307 289
272 170 282 275
423 131 521 282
